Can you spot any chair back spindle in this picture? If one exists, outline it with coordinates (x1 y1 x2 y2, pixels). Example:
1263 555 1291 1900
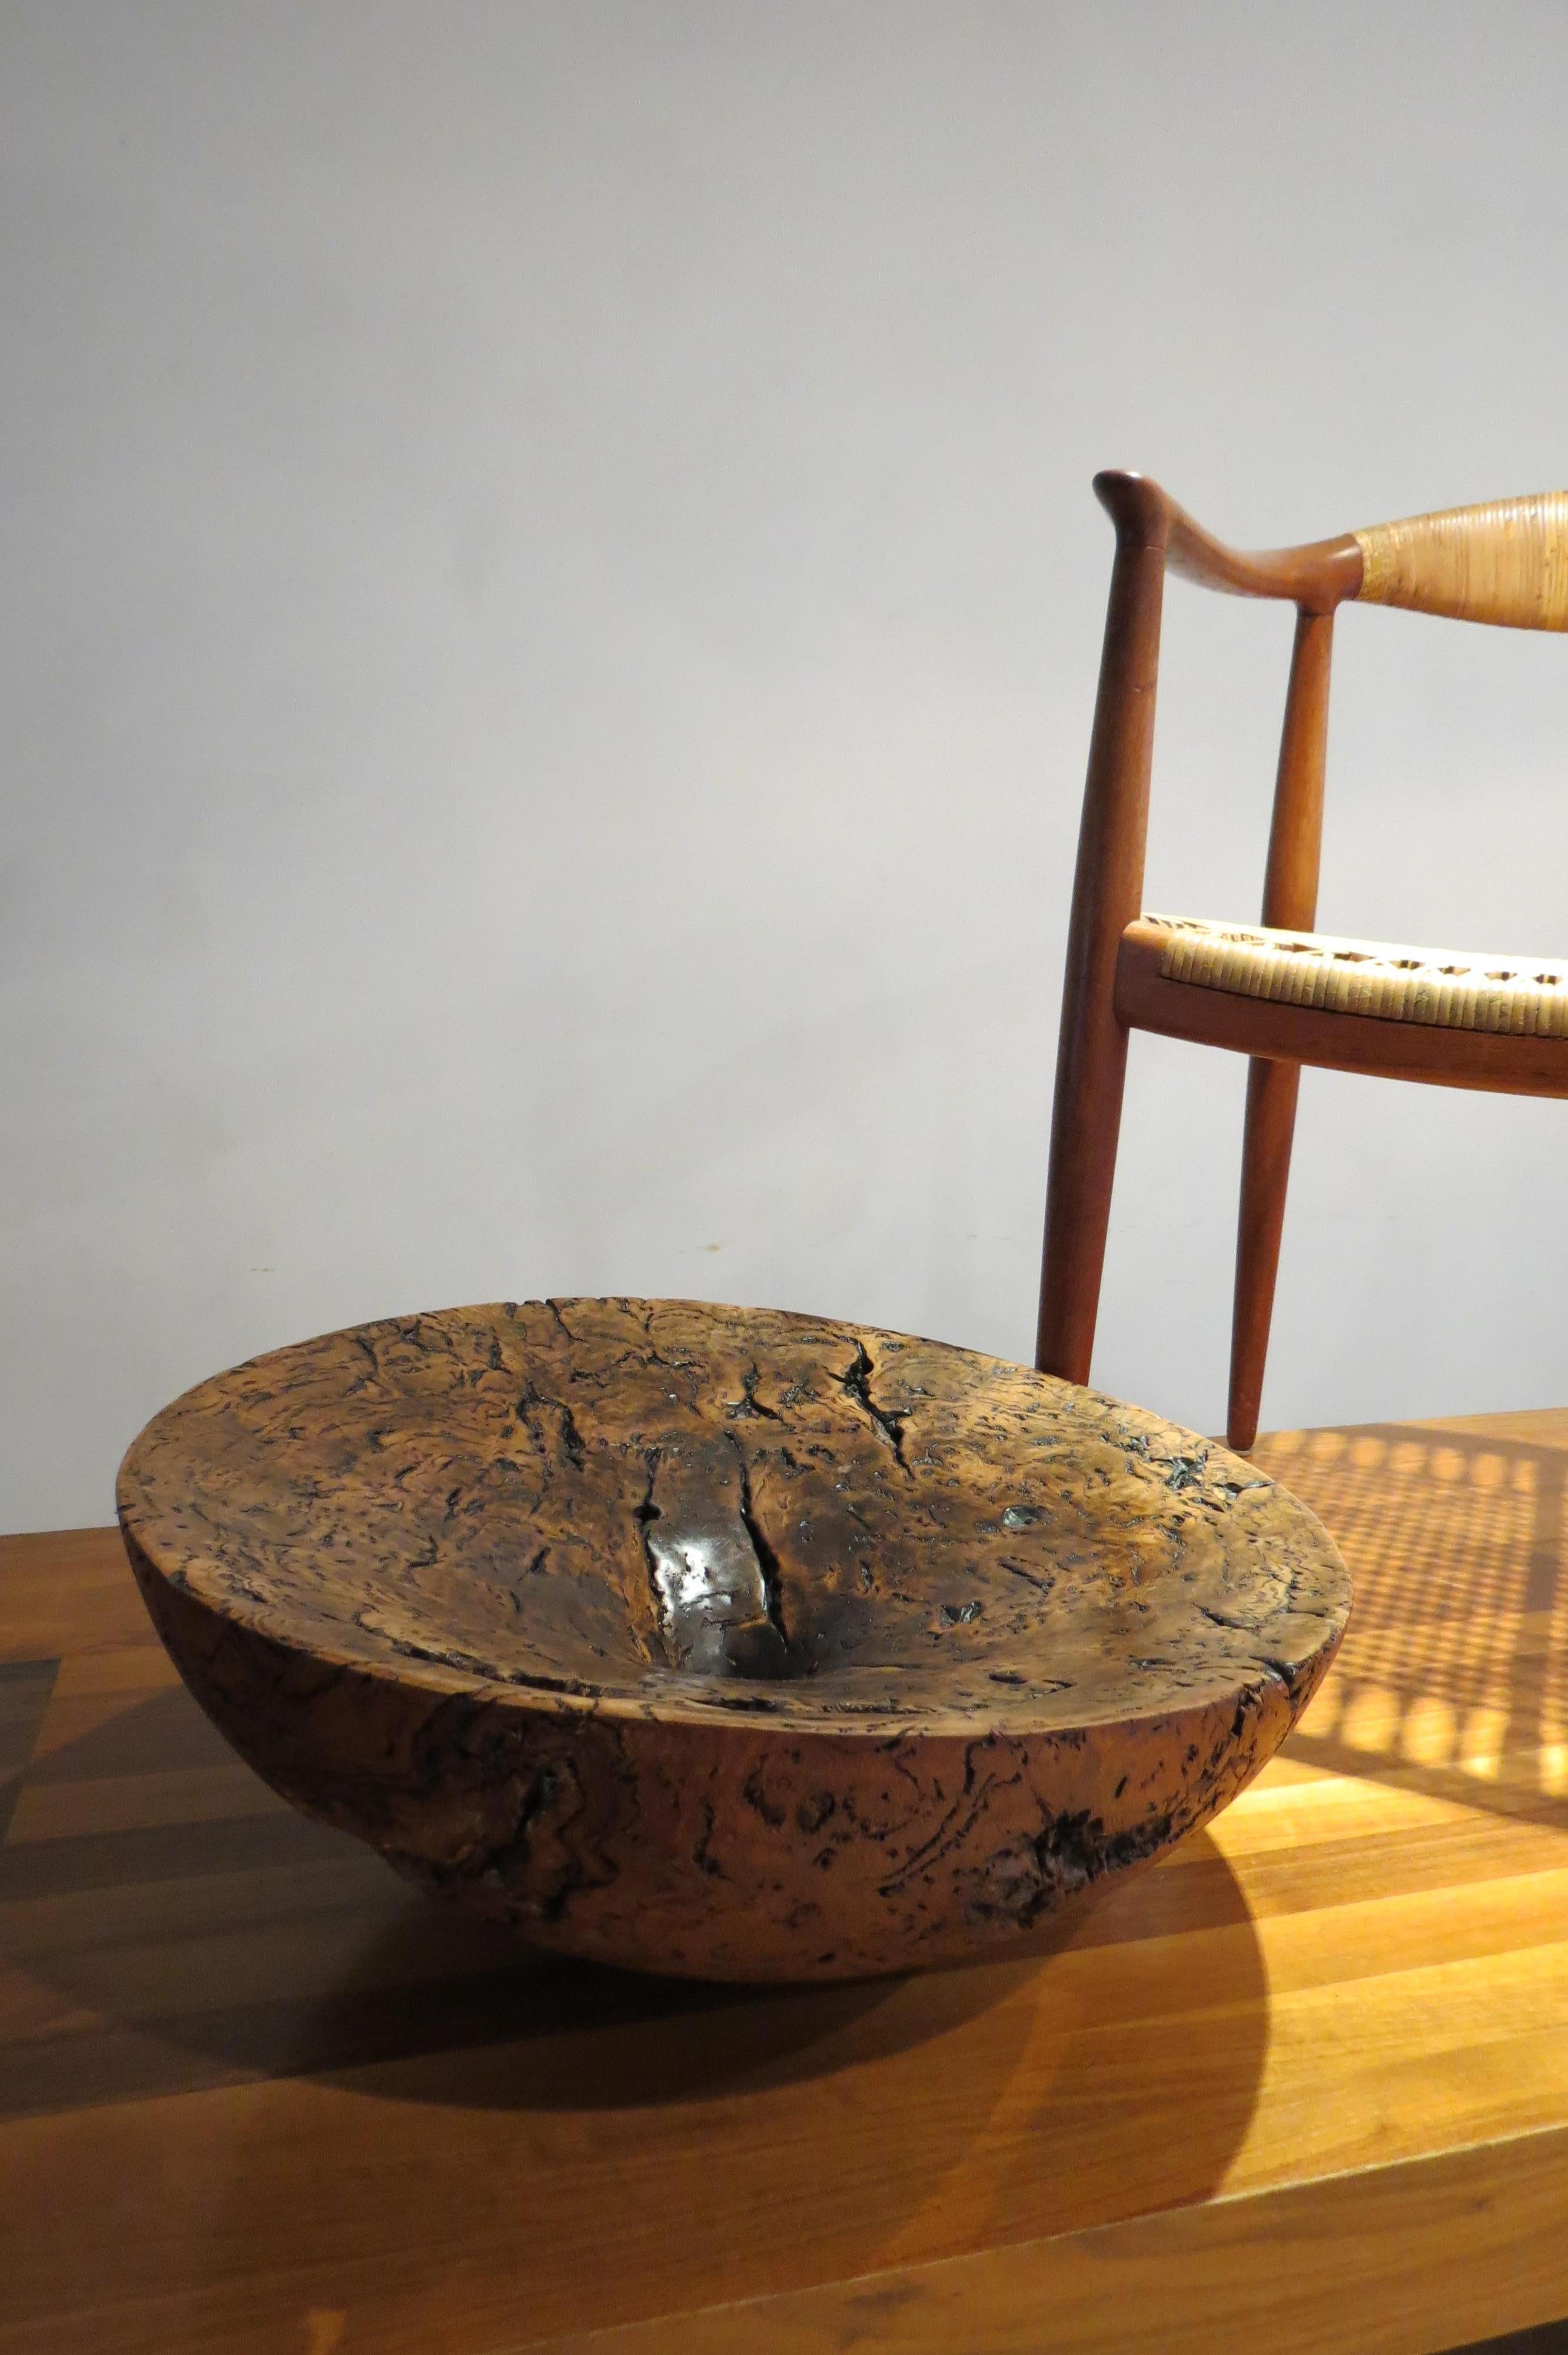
1263 608 1334 934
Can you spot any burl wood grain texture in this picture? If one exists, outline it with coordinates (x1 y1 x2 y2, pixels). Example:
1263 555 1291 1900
116 1300 1348 1982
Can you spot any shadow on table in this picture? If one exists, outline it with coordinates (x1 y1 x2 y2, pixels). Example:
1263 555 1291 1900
4 1676 1267 2142
4 1664 1275 2337
1255 1421 1568 1822
0 1694 926 2110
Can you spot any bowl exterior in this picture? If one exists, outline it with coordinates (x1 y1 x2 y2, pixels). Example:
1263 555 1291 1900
126 1530 1335 1981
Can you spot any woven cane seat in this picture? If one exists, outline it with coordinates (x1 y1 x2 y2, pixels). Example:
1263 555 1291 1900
1145 915 1568 1039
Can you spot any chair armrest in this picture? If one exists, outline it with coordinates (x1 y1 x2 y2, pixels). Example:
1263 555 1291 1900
1354 491 1568 629
1095 470 1364 611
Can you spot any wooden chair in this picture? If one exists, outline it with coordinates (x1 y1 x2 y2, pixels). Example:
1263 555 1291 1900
1036 472 1568 1451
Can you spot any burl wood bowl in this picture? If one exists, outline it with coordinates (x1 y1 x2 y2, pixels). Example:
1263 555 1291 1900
118 1299 1350 1982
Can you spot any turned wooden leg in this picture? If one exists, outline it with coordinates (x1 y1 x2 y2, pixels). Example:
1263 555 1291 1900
1037 1017 1131 1387
1037 1034 1131 1387
1227 603 1333 1450
1036 477 1170 1386
1227 1055 1301 1452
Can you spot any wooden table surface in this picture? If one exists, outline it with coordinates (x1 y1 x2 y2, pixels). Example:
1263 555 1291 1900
3 1408 1567 2355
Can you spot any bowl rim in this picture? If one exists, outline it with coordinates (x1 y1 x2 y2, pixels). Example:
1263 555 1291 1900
117 1295 1354 1745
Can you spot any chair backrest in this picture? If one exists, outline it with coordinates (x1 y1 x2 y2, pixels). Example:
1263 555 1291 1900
1353 492 1568 632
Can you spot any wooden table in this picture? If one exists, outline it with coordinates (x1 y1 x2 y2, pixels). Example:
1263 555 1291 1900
3 1408 1567 2355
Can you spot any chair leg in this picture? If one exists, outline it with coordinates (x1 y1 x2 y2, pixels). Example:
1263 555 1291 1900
1036 1016 1131 1387
1035 477 1171 1388
1227 1056 1301 1452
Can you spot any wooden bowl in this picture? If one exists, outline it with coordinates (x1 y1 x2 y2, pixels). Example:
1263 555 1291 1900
117 1299 1349 1981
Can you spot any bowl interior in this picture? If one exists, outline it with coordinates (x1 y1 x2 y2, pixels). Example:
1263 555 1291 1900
117 1298 1350 1733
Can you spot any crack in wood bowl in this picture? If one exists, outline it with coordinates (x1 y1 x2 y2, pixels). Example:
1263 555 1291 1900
116 1299 1350 1981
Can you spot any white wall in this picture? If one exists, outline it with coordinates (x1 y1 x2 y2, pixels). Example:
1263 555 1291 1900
5 1 1568 1531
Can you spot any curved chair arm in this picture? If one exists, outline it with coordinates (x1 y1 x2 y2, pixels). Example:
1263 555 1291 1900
1354 491 1568 630
1096 470 1568 631
1094 470 1364 612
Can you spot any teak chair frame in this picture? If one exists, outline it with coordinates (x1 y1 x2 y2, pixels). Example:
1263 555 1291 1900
1036 471 1568 1451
